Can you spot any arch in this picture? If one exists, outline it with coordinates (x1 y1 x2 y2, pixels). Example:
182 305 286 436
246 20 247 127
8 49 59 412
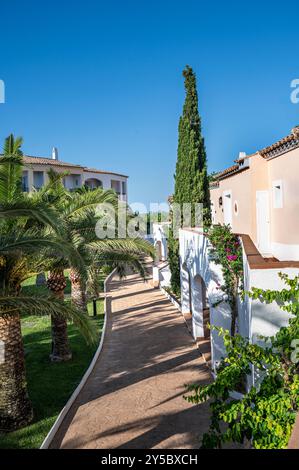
84 178 103 190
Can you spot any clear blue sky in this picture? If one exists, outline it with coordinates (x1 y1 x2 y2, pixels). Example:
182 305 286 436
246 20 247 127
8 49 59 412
0 0 298 208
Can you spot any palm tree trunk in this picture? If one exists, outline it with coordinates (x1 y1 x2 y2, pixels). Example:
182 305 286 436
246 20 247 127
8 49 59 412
0 311 33 432
70 268 87 313
47 270 72 362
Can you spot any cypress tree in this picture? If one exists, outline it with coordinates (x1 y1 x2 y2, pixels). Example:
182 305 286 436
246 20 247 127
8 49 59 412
168 66 211 295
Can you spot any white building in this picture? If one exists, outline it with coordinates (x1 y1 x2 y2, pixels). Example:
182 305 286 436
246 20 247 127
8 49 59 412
179 227 299 385
20 147 128 202
151 221 299 385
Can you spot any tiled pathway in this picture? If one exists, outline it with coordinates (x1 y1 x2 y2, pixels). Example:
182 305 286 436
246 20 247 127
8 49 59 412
50 270 212 449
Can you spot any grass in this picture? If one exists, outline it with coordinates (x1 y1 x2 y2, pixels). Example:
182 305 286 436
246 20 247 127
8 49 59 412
0 273 105 449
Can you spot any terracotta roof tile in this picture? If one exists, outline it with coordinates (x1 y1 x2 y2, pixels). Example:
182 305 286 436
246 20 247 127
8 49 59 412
22 156 83 168
3 155 129 178
259 126 299 159
83 167 128 178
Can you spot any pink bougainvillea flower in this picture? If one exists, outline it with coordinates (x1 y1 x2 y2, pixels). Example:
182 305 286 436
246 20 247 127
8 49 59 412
227 255 238 261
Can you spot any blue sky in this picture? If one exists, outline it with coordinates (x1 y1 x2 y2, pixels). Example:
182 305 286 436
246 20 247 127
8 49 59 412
0 0 298 208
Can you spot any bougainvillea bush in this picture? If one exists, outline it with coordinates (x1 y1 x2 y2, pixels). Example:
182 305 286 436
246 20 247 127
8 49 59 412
185 272 299 449
208 224 243 335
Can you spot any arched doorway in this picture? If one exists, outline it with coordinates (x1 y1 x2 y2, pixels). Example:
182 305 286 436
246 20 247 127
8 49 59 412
191 274 211 366
84 178 103 190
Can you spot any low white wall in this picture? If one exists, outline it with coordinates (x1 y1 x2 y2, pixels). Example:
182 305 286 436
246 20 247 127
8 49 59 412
159 264 171 287
153 223 169 261
271 242 299 262
152 262 171 288
179 229 232 371
179 229 299 382
248 266 297 342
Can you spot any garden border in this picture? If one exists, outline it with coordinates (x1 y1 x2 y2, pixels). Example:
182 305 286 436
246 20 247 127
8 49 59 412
40 268 117 449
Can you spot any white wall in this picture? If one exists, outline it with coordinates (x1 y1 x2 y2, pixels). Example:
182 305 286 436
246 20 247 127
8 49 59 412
63 174 82 190
179 229 232 371
240 240 298 386
247 266 297 342
153 223 169 261
179 230 299 377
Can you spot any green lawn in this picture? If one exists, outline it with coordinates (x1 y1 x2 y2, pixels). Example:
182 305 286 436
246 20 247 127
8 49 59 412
0 274 105 449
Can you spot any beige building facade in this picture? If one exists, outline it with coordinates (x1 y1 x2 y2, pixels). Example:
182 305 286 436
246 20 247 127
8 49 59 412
20 148 128 202
210 126 299 261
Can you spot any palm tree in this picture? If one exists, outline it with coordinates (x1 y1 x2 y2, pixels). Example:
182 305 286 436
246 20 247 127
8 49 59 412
0 136 95 431
33 176 118 360
35 171 155 360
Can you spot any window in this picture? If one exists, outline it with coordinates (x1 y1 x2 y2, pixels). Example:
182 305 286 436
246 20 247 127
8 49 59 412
122 181 126 194
272 180 283 208
22 171 29 192
33 171 44 190
111 180 121 195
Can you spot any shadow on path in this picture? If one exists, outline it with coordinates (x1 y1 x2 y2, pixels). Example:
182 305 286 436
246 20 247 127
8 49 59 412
50 269 212 449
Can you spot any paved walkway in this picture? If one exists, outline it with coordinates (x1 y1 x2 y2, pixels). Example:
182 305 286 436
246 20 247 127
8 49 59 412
50 270 212 449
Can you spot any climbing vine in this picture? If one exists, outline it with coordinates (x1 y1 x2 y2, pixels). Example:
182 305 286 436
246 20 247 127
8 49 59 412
185 272 299 449
208 224 243 336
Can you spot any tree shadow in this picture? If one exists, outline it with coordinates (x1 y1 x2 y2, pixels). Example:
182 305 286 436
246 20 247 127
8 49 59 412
50 272 212 449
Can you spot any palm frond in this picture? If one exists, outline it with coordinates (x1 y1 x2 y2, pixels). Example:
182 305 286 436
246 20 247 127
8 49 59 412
0 135 24 202
0 294 97 344
94 250 148 279
87 237 155 258
0 199 62 232
63 188 118 220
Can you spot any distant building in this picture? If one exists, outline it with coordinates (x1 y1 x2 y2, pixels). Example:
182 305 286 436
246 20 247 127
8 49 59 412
20 147 128 202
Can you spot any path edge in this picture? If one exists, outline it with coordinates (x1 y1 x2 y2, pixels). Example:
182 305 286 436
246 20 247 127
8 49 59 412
40 268 117 449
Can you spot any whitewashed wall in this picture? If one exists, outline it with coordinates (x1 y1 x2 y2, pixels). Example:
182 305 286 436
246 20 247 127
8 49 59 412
152 263 171 288
152 223 169 261
179 229 232 371
179 229 299 377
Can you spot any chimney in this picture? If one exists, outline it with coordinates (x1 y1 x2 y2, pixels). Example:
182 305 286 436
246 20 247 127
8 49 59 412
238 151 246 161
52 147 58 160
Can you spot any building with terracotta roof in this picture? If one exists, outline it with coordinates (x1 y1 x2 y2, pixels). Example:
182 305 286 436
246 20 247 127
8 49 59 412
210 126 299 261
20 148 128 202
152 126 299 392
